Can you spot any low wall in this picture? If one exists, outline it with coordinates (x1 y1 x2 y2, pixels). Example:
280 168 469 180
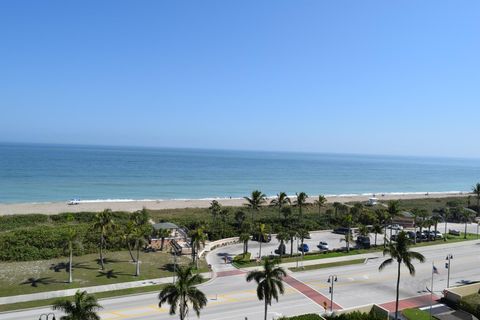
444 283 480 304
198 236 240 258
332 304 389 319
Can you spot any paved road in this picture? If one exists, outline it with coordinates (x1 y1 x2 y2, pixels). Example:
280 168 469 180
2 225 479 320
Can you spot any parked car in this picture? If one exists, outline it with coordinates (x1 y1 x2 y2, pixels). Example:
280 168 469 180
317 241 329 251
356 235 371 249
386 224 403 231
252 234 272 242
298 243 309 253
333 227 352 235
432 231 443 239
449 229 461 236
274 243 286 255
406 231 416 239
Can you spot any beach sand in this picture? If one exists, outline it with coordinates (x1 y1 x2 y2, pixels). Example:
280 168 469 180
0 192 469 215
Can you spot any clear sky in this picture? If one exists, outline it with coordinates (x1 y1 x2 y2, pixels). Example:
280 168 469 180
1 1 479 157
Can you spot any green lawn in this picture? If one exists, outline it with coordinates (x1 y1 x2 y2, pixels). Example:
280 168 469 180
402 308 431 320
289 258 365 272
0 250 207 297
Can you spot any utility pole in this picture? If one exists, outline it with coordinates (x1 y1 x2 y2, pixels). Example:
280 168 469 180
327 275 338 313
445 254 453 288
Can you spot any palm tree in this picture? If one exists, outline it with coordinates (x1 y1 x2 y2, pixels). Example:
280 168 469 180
375 208 389 247
122 221 137 261
431 214 442 241
53 290 102 320
257 223 268 259
379 231 425 320
294 192 308 221
92 209 115 270
157 228 171 251
246 258 287 320
239 232 250 255
441 207 450 242
314 195 327 222
244 190 267 223
219 208 229 238
158 265 207 320
270 192 291 218
372 223 383 247
296 228 310 261
387 200 401 239
287 229 296 257
460 208 474 239
190 227 207 269
473 183 480 214
275 231 289 260
133 227 149 276
342 214 353 252
64 228 82 283
340 232 353 252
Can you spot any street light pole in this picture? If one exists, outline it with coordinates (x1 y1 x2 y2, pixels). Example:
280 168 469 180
327 275 338 313
445 254 453 288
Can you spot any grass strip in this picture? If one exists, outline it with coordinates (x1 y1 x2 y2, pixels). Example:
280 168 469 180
0 284 166 313
402 308 431 320
289 258 365 272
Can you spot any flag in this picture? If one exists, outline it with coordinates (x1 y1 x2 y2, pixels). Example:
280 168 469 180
433 265 439 274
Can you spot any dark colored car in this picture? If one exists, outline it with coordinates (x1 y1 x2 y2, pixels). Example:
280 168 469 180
356 235 371 249
333 227 352 235
298 243 309 253
252 233 272 242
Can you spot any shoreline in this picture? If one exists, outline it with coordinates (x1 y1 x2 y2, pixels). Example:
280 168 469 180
0 191 470 215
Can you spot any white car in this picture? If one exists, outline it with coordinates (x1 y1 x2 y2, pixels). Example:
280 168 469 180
317 241 329 250
68 198 80 205
386 224 403 231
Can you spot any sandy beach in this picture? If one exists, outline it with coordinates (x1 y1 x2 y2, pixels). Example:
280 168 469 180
0 192 469 215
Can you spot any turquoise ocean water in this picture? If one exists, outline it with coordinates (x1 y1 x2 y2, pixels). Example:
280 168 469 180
0 143 479 203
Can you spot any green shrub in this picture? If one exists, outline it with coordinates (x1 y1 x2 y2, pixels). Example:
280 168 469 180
0 214 50 231
324 310 384 320
459 294 480 318
233 252 251 262
279 314 323 320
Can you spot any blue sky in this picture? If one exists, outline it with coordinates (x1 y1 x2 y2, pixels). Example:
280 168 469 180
1 1 479 157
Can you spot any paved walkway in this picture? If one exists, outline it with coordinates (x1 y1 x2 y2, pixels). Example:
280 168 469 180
380 294 440 312
283 275 342 310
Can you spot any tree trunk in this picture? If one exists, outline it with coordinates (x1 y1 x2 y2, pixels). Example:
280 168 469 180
135 243 140 276
444 221 448 242
374 233 377 247
69 245 73 283
384 224 387 248
99 233 105 270
259 240 262 259
127 241 136 262
290 238 294 256
464 222 468 239
395 261 401 320
413 223 417 244
264 299 268 320
160 237 165 251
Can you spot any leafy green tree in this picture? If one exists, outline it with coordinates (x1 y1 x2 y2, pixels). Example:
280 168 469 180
473 183 480 214
92 209 115 270
270 192 291 218
53 290 102 320
209 200 221 231
294 192 308 221
239 232 250 255
244 190 267 223
234 210 247 229
219 208 229 238
158 265 207 320
379 231 425 320
246 258 287 320
64 228 82 283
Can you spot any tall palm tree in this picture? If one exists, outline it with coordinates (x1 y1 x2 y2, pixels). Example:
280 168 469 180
64 228 82 283
219 208 229 238
270 192 291 218
340 232 353 252
441 207 450 242
244 190 267 223
342 214 353 252
53 290 102 320
257 223 268 259
239 232 250 255
460 208 474 239
372 223 383 247
287 229 296 257
209 200 221 231
246 258 287 320
375 208 389 247
190 227 207 269
92 209 115 270
379 231 425 320
158 265 207 320
157 228 171 251
473 183 480 214
296 228 310 261
431 214 442 241
122 221 137 261
314 195 327 221
133 227 150 276
294 192 308 221
387 200 401 239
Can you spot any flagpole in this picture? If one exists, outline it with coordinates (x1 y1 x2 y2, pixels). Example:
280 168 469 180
430 261 434 320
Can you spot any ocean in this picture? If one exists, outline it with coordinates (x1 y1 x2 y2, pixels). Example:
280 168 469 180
0 143 479 203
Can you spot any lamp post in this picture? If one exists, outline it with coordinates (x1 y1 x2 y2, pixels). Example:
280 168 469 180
445 254 453 288
327 275 338 313
39 313 56 320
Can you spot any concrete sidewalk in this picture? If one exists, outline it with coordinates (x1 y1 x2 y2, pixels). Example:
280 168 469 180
0 272 212 305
